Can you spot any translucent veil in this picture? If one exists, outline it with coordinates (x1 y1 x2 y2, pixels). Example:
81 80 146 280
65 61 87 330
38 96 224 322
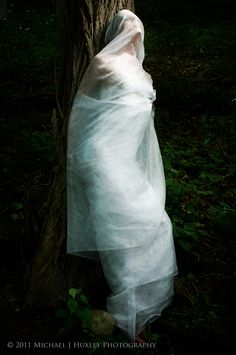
67 9 177 339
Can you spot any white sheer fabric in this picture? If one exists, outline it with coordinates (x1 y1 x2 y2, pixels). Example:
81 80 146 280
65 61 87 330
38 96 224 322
67 9 177 339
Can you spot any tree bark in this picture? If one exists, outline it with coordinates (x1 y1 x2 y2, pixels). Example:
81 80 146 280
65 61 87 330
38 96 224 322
24 0 134 309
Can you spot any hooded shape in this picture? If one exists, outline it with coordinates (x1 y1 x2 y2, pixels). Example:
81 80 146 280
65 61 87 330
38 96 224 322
67 9 177 339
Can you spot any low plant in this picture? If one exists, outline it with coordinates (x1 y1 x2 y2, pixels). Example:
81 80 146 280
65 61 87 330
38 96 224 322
56 288 92 333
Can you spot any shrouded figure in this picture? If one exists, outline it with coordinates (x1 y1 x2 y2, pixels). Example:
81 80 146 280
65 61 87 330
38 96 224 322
67 9 178 340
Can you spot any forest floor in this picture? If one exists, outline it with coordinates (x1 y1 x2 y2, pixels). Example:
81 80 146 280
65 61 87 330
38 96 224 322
0 5 236 355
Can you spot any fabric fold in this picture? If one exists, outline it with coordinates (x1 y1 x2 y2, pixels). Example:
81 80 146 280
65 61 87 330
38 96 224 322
67 9 177 339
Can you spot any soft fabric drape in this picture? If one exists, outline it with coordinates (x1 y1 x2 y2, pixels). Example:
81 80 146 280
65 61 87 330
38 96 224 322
67 9 177 339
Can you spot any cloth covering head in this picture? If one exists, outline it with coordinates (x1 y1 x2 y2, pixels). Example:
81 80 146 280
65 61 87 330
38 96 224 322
78 9 147 99
104 9 145 63
78 10 149 101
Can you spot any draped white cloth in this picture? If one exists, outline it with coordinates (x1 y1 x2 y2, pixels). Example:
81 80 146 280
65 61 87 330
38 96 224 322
67 9 177 339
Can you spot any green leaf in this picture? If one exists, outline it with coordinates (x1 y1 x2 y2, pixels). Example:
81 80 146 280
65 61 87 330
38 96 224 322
80 294 89 305
191 234 199 241
170 167 179 174
69 288 81 299
199 172 222 182
172 216 184 225
76 308 92 328
197 190 214 196
67 299 78 314
183 229 197 237
178 240 193 252
55 308 69 318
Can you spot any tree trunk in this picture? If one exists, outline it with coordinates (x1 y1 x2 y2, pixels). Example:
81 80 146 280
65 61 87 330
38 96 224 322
24 0 134 309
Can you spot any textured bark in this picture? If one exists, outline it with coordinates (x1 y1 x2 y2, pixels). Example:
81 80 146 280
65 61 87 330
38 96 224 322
24 0 134 308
